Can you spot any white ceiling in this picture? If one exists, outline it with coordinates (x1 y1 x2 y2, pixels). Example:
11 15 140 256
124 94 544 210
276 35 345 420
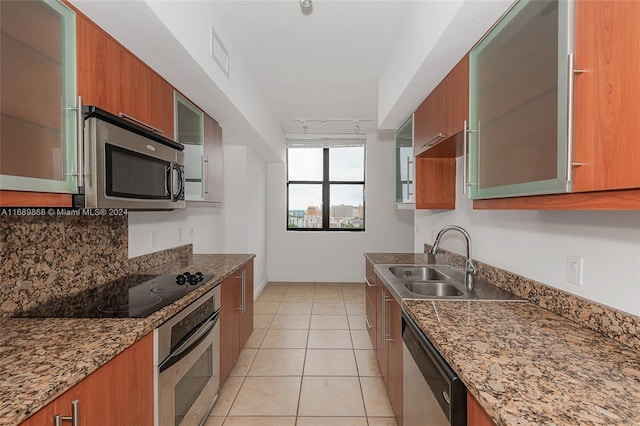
207 1 408 134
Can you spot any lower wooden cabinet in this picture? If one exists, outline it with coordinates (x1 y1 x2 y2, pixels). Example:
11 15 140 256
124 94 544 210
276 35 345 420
366 259 403 425
467 391 496 426
20 333 154 426
220 260 254 385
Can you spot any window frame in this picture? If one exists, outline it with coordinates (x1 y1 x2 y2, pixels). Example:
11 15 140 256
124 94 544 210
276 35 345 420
287 145 365 232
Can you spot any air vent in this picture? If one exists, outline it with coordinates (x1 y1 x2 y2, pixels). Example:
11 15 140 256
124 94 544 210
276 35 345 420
210 25 229 77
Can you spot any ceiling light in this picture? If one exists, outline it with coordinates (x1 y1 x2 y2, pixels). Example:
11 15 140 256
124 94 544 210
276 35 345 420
300 0 312 8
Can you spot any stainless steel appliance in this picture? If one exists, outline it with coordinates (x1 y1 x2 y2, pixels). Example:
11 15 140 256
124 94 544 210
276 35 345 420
402 311 466 426
79 105 185 210
156 286 221 426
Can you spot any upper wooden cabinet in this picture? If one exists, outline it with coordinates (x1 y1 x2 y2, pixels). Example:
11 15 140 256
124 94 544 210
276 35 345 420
572 0 640 193
76 13 174 139
20 333 154 426
176 94 224 204
413 55 468 210
414 55 469 157
0 0 79 202
472 0 640 209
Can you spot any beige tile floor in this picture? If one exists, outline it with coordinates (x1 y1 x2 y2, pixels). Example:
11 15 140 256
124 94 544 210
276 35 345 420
205 282 397 426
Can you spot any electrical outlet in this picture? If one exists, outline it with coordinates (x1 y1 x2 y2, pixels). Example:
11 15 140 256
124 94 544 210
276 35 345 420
150 231 157 248
178 228 183 242
567 255 583 285
430 229 435 242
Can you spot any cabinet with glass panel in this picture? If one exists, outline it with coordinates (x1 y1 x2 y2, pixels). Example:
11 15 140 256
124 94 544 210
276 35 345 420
469 0 640 208
395 115 414 205
0 0 79 205
468 0 572 199
175 92 223 204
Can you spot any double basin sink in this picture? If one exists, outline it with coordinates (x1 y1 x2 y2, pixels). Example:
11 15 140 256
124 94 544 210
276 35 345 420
375 264 523 301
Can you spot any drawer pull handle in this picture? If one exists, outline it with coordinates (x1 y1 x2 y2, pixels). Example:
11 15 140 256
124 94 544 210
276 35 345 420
54 400 79 426
420 132 445 149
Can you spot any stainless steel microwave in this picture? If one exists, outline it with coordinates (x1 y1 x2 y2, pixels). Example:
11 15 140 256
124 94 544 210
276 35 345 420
78 106 185 210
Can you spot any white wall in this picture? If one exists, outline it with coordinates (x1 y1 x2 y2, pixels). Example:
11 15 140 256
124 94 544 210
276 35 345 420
128 146 269 299
414 157 640 316
267 132 414 282
378 0 513 130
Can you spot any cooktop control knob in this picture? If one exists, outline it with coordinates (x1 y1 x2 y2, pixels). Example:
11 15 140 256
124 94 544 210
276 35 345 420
195 272 204 282
176 274 187 285
187 274 200 285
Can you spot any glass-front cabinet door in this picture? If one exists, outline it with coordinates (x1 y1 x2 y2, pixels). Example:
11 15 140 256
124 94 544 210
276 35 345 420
468 0 574 199
174 92 205 201
0 0 79 193
395 115 414 204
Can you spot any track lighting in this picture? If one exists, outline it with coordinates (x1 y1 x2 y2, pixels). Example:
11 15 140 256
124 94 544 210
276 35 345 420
293 118 373 133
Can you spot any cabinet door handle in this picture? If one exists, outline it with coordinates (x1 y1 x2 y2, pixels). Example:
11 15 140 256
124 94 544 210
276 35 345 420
406 156 414 198
54 400 79 426
118 112 164 135
383 295 393 342
364 277 375 288
420 132 445 150
203 156 209 195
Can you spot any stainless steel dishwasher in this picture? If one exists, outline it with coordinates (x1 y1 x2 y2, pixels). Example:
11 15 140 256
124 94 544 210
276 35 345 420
402 311 466 426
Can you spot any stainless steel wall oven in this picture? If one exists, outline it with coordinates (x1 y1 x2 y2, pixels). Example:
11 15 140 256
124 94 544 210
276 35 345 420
155 286 221 426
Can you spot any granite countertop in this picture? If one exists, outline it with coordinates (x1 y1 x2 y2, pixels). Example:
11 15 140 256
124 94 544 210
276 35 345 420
0 253 254 426
404 301 640 425
365 253 640 425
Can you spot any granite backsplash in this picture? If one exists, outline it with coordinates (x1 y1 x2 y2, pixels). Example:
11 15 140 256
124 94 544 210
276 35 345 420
426 244 640 351
0 215 191 317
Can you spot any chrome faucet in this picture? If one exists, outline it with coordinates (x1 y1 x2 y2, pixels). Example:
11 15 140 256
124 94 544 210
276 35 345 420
429 225 477 290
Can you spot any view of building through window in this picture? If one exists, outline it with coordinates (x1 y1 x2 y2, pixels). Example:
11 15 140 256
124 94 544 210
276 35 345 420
287 140 365 231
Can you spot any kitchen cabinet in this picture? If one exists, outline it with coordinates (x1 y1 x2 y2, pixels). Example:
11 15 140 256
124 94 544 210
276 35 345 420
20 333 153 426
76 12 174 139
366 260 402 425
414 55 469 158
413 55 468 210
365 260 378 349
0 0 79 204
468 0 571 200
220 260 254 385
471 0 640 209
467 391 496 426
395 115 414 204
177 94 224 204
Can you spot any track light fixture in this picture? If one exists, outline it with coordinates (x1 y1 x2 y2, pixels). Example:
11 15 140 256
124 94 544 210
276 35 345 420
293 118 373 133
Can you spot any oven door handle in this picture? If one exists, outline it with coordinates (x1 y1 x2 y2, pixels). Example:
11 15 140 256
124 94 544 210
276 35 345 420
159 309 220 372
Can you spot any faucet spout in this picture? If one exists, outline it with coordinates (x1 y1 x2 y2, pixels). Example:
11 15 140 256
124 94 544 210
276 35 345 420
429 225 477 290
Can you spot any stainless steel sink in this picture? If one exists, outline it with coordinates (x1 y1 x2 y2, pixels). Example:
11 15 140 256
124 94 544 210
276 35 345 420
373 263 524 302
404 282 464 297
388 266 449 281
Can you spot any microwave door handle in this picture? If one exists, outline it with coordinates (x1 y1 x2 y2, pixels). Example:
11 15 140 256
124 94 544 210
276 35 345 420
172 163 184 201
165 165 172 198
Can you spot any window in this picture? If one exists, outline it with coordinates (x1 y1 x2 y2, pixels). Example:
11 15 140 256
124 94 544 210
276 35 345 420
287 135 365 231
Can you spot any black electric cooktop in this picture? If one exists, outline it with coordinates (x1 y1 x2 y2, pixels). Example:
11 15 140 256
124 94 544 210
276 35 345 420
13 272 213 319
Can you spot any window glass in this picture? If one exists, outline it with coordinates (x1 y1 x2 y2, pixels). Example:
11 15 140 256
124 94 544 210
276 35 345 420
288 147 323 181
288 184 323 229
329 184 364 229
329 146 364 181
